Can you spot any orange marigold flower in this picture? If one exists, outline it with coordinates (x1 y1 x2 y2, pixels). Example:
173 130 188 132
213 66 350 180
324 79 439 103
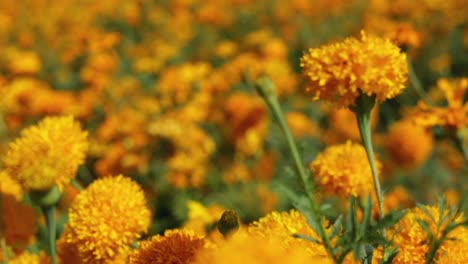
128 229 207 264
66 175 151 264
386 119 433 168
414 78 468 130
383 205 464 264
300 31 408 108
8 251 50 264
3 116 88 191
247 210 329 258
310 141 380 197
193 231 316 264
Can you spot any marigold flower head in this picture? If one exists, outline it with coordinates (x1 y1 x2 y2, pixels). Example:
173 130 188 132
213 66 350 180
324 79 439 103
413 78 468 129
129 229 208 264
310 141 380 198
300 31 408 108
247 210 329 258
66 175 151 264
3 115 88 191
193 231 317 264
385 205 465 264
386 119 433 168
8 251 50 264
0 170 23 201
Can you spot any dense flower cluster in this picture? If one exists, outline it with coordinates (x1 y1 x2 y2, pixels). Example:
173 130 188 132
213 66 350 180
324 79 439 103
3 116 88 191
300 31 408 107
310 141 381 197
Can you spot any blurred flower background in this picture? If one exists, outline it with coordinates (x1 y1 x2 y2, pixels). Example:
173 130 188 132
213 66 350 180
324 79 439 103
0 0 467 263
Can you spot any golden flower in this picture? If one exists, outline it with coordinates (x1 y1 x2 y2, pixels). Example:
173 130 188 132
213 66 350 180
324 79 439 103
436 226 468 264
193 231 316 264
286 111 319 138
128 229 207 264
414 78 468 130
310 141 380 197
3 115 88 191
8 251 50 264
386 119 433 168
383 205 464 264
66 175 151 263
247 210 329 259
300 31 408 108
1 194 37 253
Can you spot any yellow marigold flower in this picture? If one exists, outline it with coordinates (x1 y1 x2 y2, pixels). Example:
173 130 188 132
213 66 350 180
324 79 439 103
8 251 50 264
436 226 468 264
285 111 320 138
414 78 468 129
310 141 380 197
248 210 329 259
66 175 151 264
128 229 207 264
386 119 433 168
382 205 464 264
193 231 316 264
300 31 408 108
0 170 23 201
3 116 88 191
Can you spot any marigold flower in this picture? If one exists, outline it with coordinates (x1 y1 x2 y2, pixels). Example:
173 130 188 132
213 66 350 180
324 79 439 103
382 205 465 264
66 175 151 263
193 231 316 264
414 78 468 130
248 210 329 258
3 116 88 191
386 119 433 168
8 251 50 264
310 141 380 197
128 229 207 264
300 31 408 108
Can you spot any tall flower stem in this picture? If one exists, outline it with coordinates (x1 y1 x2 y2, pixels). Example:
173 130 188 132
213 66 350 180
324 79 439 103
31 186 61 264
351 94 384 221
42 206 57 264
255 77 336 262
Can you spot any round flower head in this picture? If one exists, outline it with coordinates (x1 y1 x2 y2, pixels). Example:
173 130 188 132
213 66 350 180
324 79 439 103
386 119 433 168
66 175 151 263
300 31 408 108
3 115 88 191
310 141 381 198
8 251 50 264
128 229 207 264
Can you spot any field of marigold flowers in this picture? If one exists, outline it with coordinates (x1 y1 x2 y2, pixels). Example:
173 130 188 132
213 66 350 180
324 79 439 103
1 0 468 263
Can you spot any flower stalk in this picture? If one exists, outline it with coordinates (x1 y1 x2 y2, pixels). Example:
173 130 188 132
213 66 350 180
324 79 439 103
351 93 385 221
42 205 58 264
1 193 8 264
255 76 337 262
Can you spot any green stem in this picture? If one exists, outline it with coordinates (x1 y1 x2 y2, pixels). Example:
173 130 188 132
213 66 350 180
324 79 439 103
71 179 84 191
1 237 7 264
451 128 468 164
351 94 385 221
42 206 57 264
255 77 337 262
407 57 433 106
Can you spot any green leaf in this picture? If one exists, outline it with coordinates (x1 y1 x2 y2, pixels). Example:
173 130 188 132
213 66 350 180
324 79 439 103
375 210 407 230
292 233 320 244
381 247 399 264
416 203 436 223
347 196 358 240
